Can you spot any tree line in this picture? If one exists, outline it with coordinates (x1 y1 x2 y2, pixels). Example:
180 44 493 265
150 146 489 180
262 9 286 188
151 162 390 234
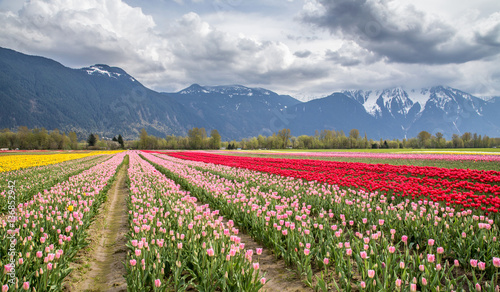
129 128 499 150
1 126 498 150
0 127 124 150
133 128 221 150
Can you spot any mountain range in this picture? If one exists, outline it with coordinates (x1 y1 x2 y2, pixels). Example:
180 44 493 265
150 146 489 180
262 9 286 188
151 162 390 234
1 47 499 140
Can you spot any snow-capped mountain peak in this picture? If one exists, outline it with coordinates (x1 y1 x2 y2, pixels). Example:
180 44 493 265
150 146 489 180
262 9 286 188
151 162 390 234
342 86 487 119
378 88 414 117
81 64 135 81
426 86 484 117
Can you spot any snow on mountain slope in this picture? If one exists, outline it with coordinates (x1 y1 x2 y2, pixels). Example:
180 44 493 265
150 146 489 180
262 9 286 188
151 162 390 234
81 64 137 82
406 88 430 112
378 88 414 117
342 90 382 117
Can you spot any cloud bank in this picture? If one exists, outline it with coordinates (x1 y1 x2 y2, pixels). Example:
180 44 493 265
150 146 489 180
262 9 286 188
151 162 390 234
0 0 499 97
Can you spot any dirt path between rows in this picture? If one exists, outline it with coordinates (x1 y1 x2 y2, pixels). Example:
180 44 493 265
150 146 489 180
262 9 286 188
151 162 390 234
193 201 311 292
238 231 313 292
64 164 129 292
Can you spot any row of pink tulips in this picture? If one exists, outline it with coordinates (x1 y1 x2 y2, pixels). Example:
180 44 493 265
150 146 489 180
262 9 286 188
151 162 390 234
0 153 126 291
125 152 265 291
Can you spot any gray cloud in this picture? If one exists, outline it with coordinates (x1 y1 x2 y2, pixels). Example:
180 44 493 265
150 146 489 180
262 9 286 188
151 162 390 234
302 0 500 64
294 50 312 58
324 41 380 66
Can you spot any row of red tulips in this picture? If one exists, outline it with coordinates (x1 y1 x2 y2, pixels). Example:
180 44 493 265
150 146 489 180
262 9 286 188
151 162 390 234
161 151 500 214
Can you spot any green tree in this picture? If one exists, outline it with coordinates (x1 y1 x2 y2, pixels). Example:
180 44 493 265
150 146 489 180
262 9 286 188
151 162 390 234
49 129 63 149
417 131 431 148
117 134 124 149
277 128 291 149
209 129 221 149
188 127 207 149
435 132 445 148
69 132 78 149
349 129 360 148
87 133 97 147
139 128 148 149
452 134 464 148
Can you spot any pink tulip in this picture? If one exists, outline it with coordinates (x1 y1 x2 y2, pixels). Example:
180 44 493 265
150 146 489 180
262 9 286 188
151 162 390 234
470 259 478 268
493 257 500 268
476 283 482 291
4 265 12 273
395 279 402 288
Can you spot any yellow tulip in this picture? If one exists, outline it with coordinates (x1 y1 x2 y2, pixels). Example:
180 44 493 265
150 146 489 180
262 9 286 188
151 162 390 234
0 151 125 173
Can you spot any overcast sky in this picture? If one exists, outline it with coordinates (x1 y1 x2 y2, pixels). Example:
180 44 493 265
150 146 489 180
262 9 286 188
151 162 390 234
0 0 499 99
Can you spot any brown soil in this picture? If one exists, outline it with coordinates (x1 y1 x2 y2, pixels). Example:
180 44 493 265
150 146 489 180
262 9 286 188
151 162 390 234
237 231 313 292
63 164 129 292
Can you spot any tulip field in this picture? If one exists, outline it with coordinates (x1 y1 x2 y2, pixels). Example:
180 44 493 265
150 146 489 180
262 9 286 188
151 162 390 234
142 150 500 291
1 149 500 291
0 152 126 291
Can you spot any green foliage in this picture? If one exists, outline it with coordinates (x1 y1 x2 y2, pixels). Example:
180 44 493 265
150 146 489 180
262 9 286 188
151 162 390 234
188 127 207 150
117 134 124 148
87 133 97 147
